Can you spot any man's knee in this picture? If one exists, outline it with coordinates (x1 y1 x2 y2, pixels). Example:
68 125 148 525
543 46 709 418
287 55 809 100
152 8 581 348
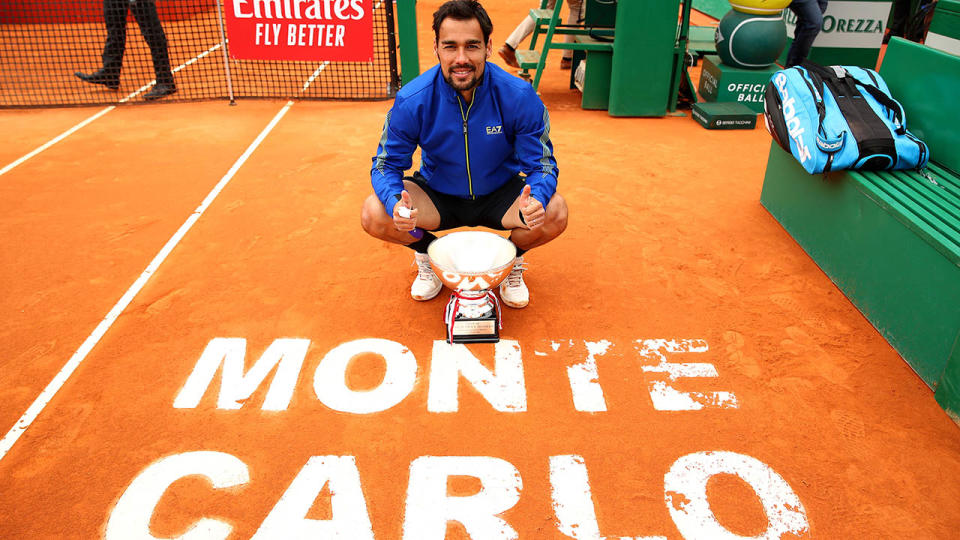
361 195 389 237
544 194 569 236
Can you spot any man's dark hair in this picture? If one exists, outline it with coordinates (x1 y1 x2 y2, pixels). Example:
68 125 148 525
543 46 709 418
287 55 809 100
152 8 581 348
432 0 493 44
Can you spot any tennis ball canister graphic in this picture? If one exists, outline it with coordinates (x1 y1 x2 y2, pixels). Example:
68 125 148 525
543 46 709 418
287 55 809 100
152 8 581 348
728 0 792 15
715 1 789 69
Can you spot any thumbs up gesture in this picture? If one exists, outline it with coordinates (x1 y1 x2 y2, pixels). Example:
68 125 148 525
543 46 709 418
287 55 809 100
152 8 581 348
393 190 418 232
518 184 545 229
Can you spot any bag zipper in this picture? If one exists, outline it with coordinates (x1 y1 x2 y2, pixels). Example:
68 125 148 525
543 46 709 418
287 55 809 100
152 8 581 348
906 132 927 168
456 95 476 199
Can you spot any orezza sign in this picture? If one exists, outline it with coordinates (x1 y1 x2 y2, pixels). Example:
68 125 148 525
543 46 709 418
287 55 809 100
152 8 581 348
224 0 374 61
784 1 889 48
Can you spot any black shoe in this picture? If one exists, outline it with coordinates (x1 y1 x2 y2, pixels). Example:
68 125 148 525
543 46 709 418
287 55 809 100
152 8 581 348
143 82 177 101
74 70 119 90
498 44 519 68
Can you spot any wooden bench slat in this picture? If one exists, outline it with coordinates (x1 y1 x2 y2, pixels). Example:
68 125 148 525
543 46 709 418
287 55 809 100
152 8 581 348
876 173 960 237
929 163 960 195
861 173 960 245
904 170 960 207
876 171 960 225
854 172 960 262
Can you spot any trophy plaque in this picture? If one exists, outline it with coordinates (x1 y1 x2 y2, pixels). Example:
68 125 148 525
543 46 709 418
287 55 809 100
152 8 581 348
427 231 517 344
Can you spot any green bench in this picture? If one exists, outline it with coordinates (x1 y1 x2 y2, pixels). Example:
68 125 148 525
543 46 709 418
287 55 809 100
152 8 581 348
759 37 960 423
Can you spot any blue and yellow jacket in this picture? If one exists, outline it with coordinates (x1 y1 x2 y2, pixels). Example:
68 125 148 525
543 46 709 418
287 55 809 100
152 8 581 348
371 62 558 216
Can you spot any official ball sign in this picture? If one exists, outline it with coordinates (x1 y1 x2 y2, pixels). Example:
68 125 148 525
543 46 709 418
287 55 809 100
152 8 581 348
224 0 374 62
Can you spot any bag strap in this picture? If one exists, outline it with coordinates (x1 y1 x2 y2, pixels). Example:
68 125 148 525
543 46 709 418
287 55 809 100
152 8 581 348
849 80 907 135
792 64 839 152
801 61 906 135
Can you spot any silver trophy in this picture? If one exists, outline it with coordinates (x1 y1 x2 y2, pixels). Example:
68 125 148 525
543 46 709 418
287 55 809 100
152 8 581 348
427 231 517 343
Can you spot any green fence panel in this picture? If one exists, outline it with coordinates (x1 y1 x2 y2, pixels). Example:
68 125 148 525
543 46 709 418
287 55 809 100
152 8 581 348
608 0 680 116
398 0 420 85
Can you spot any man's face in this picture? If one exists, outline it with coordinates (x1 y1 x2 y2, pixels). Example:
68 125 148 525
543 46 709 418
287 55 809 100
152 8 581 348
434 17 492 96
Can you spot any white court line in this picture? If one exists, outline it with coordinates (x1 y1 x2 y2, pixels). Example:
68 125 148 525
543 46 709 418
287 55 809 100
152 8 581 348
0 42 224 177
120 42 223 104
0 100 296 462
0 106 115 178
301 61 332 93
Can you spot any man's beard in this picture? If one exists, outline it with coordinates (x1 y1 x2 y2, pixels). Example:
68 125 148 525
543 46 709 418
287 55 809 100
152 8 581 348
444 64 482 92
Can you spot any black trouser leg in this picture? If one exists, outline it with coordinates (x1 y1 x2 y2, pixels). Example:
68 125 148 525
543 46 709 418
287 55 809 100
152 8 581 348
101 0 129 78
132 0 174 85
888 0 911 37
785 0 828 67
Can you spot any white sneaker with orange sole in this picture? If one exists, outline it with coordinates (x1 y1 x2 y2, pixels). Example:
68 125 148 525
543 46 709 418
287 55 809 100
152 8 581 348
411 252 442 301
499 256 529 308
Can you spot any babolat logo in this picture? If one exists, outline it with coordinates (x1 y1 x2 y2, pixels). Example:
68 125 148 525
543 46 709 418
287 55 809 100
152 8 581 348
817 137 843 152
774 73 812 163
486 125 502 135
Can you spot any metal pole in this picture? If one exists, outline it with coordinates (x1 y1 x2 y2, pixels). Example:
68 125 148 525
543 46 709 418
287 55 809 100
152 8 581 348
385 0 401 94
215 0 237 105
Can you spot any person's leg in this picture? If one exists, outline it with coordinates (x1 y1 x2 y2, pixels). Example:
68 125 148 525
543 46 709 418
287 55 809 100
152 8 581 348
785 0 826 67
559 0 584 62
361 179 447 301
76 0 125 87
132 0 176 99
502 193 569 253
493 182 568 308
887 0 912 39
506 0 558 49
501 0 559 67
361 180 442 246
101 0 128 77
505 15 537 51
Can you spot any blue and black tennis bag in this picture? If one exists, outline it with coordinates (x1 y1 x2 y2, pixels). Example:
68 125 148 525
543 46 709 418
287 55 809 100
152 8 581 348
763 61 928 174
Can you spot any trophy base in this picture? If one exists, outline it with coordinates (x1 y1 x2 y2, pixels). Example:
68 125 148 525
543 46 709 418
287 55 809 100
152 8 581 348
448 312 500 344
444 292 502 344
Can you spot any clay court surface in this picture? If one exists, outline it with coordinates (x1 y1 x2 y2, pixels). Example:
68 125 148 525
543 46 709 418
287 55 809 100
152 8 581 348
2 1 959 538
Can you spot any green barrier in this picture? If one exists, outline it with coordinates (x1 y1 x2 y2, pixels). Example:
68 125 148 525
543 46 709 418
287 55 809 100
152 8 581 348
397 0 420 86
608 0 680 116
780 0 891 68
572 35 613 110
760 38 960 424
938 336 960 424
926 0 960 56
692 0 733 19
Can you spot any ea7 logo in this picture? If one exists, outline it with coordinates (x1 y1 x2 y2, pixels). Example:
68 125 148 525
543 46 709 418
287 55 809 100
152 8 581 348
486 125 503 135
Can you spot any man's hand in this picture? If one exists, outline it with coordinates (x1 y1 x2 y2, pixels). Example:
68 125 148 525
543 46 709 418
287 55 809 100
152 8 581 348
518 185 545 229
393 190 419 232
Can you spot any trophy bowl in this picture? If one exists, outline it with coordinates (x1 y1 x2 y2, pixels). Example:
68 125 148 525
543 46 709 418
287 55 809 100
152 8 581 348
427 231 517 343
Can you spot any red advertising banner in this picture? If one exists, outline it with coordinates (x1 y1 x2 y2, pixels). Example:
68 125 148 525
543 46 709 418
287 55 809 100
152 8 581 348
223 0 374 62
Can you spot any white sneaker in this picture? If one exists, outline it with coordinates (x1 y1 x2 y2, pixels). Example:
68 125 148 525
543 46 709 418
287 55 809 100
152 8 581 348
499 256 529 308
411 252 442 301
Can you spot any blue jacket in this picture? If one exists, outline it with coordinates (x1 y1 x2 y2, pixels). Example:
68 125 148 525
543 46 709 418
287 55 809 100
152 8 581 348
371 62 558 216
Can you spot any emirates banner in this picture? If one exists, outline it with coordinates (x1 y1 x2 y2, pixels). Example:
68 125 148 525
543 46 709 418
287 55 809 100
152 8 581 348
224 0 374 62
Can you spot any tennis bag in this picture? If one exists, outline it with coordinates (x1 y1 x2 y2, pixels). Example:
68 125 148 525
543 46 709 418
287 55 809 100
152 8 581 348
763 61 929 174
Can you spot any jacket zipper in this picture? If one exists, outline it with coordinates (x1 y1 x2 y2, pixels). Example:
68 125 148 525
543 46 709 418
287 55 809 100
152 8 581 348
457 95 476 199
